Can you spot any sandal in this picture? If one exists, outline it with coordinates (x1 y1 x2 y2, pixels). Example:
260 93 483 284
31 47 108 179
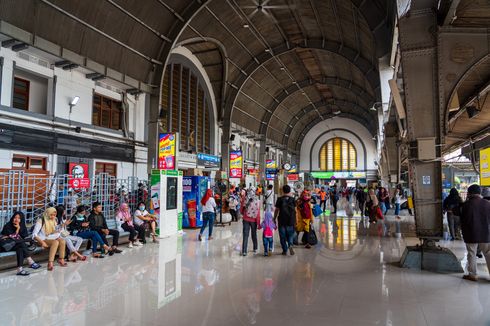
69 255 78 263
16 270 30 276
30 263 41 269
80 256 87 261
47 262 54 271
92 253 105 258
57 259 68 267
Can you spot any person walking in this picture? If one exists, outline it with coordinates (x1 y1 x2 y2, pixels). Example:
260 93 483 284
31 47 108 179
330 185 339 214
274 185 297 256
460 185 490 282
296 190 313 248
394 188 402 217
319 187 327 213
241 189 261 256
264 185 275 212
199 189 216 241
443 188 463 241
259 210 277 256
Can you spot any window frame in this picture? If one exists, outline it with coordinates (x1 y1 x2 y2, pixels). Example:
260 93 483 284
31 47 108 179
12 154 47 171
92 93 123 130
319 138 357 171
13 76 30 111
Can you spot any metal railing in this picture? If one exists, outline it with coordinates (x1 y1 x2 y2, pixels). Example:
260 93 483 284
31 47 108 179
0 170 148 228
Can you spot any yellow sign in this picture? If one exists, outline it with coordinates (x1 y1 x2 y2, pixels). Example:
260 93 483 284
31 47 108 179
480 147 490 186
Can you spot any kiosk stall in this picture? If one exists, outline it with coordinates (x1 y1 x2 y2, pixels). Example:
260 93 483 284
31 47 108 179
151 169 183 238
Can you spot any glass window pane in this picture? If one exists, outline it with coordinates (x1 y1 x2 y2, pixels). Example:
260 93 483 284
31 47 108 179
93 107 100 126
342 140 348 170
101 109 110 128
12 157 27 168
111 108 120 130
29 158 45 170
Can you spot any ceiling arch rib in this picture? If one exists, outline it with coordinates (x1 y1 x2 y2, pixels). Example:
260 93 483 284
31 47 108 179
223 38 381 127
258 76 376 135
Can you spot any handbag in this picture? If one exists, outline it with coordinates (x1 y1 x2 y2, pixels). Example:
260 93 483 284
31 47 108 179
0 238 16 252
312 204 322 217
300 227 318 246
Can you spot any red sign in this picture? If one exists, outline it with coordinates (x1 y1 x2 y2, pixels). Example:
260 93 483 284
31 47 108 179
287 174 299 182
68 163 90 189
69 178 91 189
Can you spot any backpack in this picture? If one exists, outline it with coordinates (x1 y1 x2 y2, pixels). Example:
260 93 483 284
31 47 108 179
279 196 296 222
264 225 274 238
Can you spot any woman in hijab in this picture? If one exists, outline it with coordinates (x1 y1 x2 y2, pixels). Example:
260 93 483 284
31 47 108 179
32 207 67 271
242 188 261 256
116 203 144 248
367 188 380 223
296 190 313 248
199 189 217 241
1 211 41 276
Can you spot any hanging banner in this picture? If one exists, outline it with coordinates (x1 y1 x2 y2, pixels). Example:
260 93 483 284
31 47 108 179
480 147 490 186
310 171 367 179
230 150 243 178
68 163 90 189
266 159 277 169
159 133 177 170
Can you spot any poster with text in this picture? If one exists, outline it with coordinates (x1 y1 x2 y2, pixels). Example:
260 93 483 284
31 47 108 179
159 133 177 170
68 163 90 189
230 150 243 178
266 159 276 169
480 147 490 186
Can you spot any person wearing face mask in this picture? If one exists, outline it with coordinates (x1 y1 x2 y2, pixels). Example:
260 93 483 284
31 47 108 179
70 205 109 258
134 202 158 243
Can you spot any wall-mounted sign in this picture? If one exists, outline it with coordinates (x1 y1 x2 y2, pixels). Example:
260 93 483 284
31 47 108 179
159 133 177 170
230 150 243 178
266 159 276 169
480 147 490 186
247 168 259 175
266 173 276 181
310 171 367 179
197 153 220 169
68 163 90 189
287 174 299 182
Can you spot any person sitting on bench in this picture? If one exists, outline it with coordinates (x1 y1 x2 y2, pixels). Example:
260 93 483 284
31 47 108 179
88 202 122 254
1 211 41 276
70 205 111 258
134 202 158 243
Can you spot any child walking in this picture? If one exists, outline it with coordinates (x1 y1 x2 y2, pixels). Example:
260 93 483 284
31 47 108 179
260 211 277 256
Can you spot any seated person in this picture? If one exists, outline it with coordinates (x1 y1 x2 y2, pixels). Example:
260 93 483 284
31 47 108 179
70 205 110 258
56 205 86 262
88 202 122 254
116 203 144 248
134 202 158 243
32 207 67 271
1 211 41 276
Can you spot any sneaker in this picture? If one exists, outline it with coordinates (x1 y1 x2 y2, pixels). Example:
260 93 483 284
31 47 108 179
208 236 213 240
289 247 295 255
113 248 123 254
253 250 257 254
264 253 268 257
281 251 287 255
198 234 202 241
242 252 247 257
134 241 142 246
463 274 478 282
128 243 133 248
305 244 311 249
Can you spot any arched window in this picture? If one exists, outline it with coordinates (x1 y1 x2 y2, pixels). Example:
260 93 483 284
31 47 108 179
319 138 357 171
161 61 213 154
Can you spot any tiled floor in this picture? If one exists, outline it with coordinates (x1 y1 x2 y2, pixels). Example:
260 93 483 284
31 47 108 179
0 214 489 326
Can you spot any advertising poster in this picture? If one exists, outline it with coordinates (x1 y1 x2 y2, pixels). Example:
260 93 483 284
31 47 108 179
159 133 177 170
68 163 90 189
230 150 243 178
182 176 209 228
480 147 490 186
266 159 276 169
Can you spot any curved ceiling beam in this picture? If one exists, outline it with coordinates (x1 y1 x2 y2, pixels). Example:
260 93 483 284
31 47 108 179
223 39 381 130
259 77 375 135
293 114 375 152
276 99 376 143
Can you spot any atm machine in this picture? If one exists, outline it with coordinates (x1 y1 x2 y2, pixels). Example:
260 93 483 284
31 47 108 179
150 169 183 238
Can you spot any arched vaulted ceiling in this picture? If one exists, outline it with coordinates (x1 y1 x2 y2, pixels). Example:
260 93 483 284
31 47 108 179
178 0 396 151
0 0 396 152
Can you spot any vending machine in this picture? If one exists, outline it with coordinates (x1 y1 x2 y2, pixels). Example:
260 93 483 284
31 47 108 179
182 176 210 228
150 169 183 238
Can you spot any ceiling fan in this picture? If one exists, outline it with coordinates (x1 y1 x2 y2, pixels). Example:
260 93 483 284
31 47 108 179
242 0 295 20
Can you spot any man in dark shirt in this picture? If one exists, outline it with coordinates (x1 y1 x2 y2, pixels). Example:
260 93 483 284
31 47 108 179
460 185 490 281
274 185 296 256
89 202 122 254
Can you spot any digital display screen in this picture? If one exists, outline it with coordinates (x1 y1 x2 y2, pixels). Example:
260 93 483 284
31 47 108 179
167 177 177 210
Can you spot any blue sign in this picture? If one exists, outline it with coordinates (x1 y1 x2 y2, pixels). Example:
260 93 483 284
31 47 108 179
197 153 220 169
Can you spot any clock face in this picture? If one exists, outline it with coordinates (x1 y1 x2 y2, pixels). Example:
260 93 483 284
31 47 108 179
283 163 291 171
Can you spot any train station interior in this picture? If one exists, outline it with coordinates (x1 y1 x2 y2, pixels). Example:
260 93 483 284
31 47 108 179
0 0 489 325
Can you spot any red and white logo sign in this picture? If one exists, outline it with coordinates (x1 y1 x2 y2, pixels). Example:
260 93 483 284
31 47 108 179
287 174 299 182
69 178 90 189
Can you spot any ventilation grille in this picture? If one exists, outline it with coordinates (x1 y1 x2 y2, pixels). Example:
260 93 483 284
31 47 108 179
17 52 49 68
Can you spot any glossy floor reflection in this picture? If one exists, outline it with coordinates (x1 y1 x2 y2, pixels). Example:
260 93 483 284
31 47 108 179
1 215 489 326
